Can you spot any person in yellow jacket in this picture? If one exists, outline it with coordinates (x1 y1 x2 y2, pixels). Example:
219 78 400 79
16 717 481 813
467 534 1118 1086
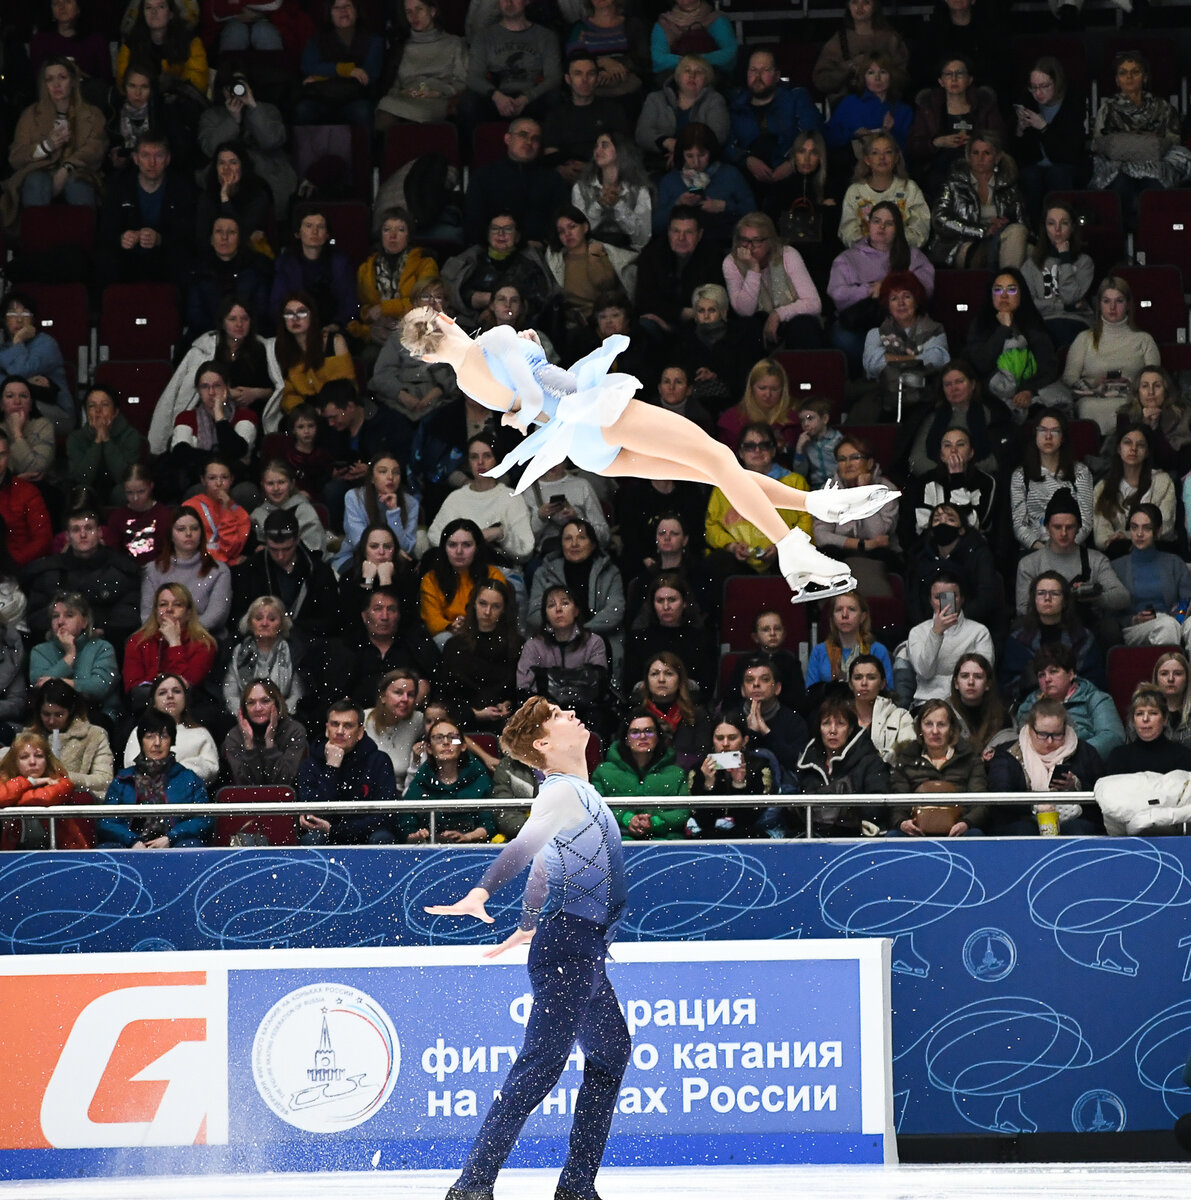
705 421 812 574
349 207 439 350
116 0 209 94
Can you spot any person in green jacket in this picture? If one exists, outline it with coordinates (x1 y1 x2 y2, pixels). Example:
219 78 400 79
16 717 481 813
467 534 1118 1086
592 709 691 839
64 385 148 504
401 716 497 844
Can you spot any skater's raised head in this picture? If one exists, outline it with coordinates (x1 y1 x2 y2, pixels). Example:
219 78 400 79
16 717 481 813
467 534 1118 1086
401 306 446 357
502 696 587 772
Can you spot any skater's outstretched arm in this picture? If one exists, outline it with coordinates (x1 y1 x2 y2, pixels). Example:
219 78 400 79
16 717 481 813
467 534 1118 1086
424 783 582 921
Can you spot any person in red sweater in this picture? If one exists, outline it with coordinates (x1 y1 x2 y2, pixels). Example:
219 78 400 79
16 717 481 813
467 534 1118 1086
0 431 52 567
0 732 83 851
123 582 218 702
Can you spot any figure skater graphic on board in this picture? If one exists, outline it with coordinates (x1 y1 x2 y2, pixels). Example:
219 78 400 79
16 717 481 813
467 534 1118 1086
401 308 898 602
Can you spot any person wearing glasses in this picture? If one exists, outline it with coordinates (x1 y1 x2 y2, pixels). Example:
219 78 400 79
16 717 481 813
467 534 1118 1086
1001 571 1104 703
985 697 1103 836
275 293 354 417
592 709 690 839
401 716 495 843
723 212 823 351
1011 57 1089 228
906 56 1003 198
1008 413 1092 552
965 267 1069 422
443 212 557 328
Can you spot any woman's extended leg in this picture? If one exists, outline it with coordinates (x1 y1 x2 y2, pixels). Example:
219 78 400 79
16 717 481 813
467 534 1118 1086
604 404 796 544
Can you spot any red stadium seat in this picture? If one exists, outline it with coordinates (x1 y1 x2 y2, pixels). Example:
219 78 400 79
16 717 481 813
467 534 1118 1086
320 200 372 268
1136 191 1191 282
382 121 461 178
21 282 91 390
472 121 511 169
771 40 825 101
773 350 847 423
585 732 602 775
214 786 298 847
1105 645 1176 722
1115 266 1188 346
721 576 811 652
291 123 372 200
92 360 174 437
930 270 993 348
840 424 898 475
98 283 180 362
1067 418 1103 463
18 204 96 255
865 573 906 645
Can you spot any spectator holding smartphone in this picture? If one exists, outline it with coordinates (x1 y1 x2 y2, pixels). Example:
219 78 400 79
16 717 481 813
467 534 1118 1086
904 570 993 705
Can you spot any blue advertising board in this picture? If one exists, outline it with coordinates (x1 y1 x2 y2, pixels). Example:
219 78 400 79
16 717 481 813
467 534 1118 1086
0 941 894 1180
1 838 1190 1139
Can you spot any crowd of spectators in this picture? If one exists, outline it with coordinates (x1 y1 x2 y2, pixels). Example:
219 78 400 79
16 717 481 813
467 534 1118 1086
2 0 1191 848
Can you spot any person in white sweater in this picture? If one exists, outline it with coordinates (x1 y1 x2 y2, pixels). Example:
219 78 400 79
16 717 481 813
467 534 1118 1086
905 571 994 705
1062 276 1161 434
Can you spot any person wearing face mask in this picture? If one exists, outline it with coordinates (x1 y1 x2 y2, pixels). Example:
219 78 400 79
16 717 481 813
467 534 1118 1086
905 503 1004 639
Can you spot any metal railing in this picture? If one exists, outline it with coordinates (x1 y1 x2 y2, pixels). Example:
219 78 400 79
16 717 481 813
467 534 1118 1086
6 791 1097 849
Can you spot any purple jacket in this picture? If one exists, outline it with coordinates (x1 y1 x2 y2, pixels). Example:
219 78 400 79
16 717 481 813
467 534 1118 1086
827 239 934 313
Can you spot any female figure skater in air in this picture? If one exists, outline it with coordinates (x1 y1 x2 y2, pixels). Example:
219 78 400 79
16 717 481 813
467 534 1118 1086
401 307 897 601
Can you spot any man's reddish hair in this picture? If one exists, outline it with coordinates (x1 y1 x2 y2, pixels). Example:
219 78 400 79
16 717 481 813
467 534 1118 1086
501 696 554 769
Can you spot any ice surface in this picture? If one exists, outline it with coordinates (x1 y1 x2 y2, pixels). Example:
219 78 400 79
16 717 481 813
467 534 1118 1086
3 1164 1191 1200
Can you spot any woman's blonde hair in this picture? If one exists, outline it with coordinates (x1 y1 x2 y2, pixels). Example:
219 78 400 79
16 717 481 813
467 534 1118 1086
675 54 713 86
401 306 445 356
740 357 793 427
1091 275 1138 348
853 131 907 183
732 211 780 258
0 732 67 783
137 583 216 650
238 594 293 638
691 282 729 317
1152 650 1191 729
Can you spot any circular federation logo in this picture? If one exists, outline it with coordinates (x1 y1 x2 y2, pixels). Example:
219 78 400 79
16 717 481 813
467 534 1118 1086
961 927 1017 982
252 982 400 1132
1071 1089 1127 1133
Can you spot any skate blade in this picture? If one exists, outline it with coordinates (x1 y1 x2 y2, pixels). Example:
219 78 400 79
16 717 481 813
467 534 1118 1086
832 487 901 523
787 575 857 605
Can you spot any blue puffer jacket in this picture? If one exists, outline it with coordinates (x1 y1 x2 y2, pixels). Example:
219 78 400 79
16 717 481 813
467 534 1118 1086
98 759 211 847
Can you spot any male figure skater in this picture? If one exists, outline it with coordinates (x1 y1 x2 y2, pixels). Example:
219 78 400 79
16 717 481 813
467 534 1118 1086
425 698 630 1200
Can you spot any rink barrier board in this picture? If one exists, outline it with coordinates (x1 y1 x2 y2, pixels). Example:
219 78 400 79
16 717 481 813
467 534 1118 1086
0 941 895 1180
2 838 1190 1138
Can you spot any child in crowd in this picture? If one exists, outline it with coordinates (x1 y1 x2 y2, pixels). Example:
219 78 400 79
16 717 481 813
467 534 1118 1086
791 397 843 489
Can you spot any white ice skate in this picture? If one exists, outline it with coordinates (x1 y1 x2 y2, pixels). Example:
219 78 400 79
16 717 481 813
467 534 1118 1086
776 527 856 604
804 480 900 524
